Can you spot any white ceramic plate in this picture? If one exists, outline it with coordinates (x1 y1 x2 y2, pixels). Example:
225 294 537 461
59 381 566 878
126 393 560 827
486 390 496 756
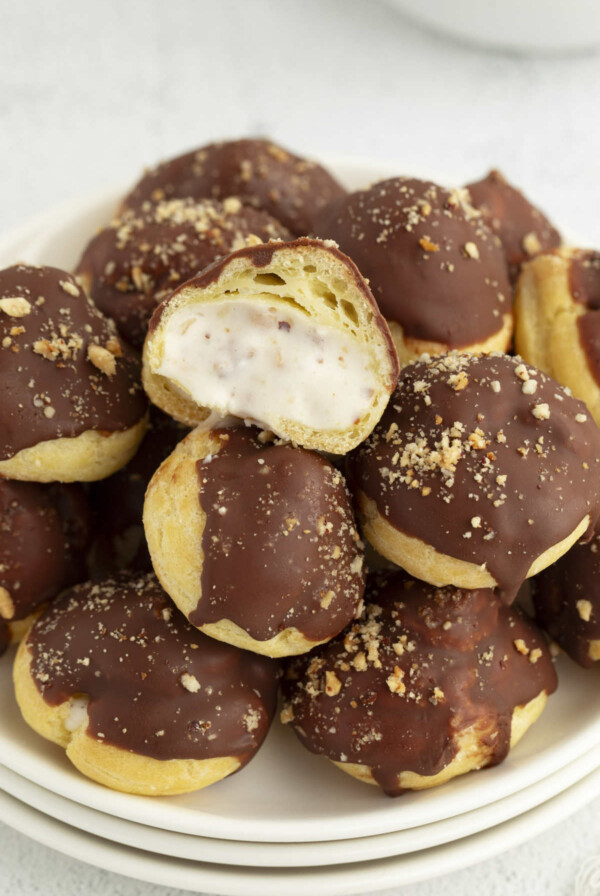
0 159 599 846
2 743 600 868
3 765 600 896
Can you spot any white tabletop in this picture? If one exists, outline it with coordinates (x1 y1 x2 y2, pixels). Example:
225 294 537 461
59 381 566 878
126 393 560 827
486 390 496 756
1 1 600 893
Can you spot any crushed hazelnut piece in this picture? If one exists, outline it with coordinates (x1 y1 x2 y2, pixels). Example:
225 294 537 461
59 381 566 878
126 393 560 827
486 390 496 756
0 296 32 317
87 343 117 376
513 638 529 656
325 670 342 696
531 403 550 420
180 672 201 693
522 232 542 255
386 665 406 695
576 599 593 622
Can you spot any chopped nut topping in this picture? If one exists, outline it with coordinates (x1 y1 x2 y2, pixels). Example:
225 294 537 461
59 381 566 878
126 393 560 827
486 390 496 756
325 670 342 696
280 704 294 724
419 236 440 253
529 648 543 665
576 599 593 622
87 343 117 376
513 638 529 656
386 665 406 695
180 672 201 693
0 296 32 317
59 279 80 297
463 241 479 259
522 232 542 255
531 403 550 420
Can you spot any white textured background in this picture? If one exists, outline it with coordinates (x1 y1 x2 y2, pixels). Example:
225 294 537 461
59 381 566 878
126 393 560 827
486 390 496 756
2 1 600 894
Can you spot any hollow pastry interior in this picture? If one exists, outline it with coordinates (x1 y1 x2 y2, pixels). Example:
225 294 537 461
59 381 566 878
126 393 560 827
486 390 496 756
143 239 398 454
13 573 279 796
282 574 557 797
515 247 600 427
144 425 365 658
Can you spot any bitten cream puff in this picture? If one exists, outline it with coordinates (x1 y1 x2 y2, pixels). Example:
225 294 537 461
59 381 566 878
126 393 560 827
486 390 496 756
0 479 92 640
142 238 399 454
314 178 512 366
121 138 346 237
0 265 147 482
347 352 600 601
282 572 557 796
467 169 561 283
143 426 366 658
531 531 600 669
76 197 290 349
514 248 600 427
14 573 280 796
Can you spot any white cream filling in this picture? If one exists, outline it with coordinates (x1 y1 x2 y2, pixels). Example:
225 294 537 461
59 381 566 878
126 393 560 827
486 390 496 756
65 695 89 732
157 299 377 431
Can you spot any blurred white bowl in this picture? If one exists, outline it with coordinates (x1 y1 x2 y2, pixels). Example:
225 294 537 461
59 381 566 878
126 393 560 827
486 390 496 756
385 0 600 53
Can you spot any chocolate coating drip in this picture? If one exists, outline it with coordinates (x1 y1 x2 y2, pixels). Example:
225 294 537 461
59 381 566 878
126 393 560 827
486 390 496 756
76 197 291 349
313 178 511 346
0 265 147 460
194 428 365 642
348 353 600 599
532 532 600 668
88 408 188 577
569 251 600 386
467 170 561 281
27 573 279 762
122 139 346 237
0 480 92 621
283 573 557 796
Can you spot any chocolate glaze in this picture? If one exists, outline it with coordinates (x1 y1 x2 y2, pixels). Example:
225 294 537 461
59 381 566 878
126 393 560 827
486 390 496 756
283 572 557 796
0 265 147 461
76 197 291 349
147 237 398 383
27 573 279 763
193 427 365 642
88 408 188 578
467 170 561 282
0 621 8 656
569 251 600 386
313 178 511 346
0 479 92 621
532 532 600 668
122 139 346 237
347 353 600 601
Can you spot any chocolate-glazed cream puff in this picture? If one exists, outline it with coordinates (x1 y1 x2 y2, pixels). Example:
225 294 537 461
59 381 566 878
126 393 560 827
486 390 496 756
13 573 280 795
0 265 147 482
467 169 561 283
347 352 600 600
122 139 346 237
87 408 188 578
515 248 600 427
76 197 291 349
282 573 557 796
314 178 512 366
142 238 399 454
531 531 600 669
0 479 92 641
144 426 366 657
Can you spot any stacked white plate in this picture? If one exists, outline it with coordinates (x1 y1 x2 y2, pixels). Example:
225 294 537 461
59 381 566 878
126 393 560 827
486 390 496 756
1 158 600 895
